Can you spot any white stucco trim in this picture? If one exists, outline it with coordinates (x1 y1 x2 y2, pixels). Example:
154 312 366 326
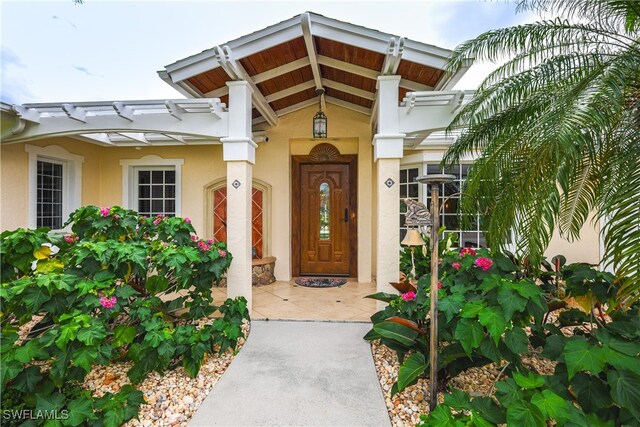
25 144 84 231
119 155 184 216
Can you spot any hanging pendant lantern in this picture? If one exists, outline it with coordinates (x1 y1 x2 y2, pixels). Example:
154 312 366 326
313 88 327 138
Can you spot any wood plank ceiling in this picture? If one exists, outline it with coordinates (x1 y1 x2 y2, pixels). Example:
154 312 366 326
184 28 446 125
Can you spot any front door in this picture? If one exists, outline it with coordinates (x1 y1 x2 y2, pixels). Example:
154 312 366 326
300 163 351 275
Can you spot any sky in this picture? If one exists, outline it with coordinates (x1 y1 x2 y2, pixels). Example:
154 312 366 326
0 0 537 105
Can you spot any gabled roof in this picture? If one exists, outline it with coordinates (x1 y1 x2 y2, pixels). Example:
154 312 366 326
159 12 472 128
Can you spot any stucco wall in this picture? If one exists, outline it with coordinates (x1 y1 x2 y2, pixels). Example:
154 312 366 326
1 138 101 230
545 219 601 265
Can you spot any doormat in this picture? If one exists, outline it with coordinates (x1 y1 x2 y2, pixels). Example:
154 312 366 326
295 278 347 288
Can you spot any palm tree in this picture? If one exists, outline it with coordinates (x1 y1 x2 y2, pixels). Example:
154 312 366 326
445 0 639 300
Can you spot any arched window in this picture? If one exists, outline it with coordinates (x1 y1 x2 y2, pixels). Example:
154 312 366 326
205 178 271 258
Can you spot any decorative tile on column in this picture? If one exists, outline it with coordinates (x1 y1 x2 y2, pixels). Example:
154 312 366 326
232 179 241 189
384 178 395 188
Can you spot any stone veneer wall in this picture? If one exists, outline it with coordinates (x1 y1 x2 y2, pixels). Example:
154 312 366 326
216 257 276 287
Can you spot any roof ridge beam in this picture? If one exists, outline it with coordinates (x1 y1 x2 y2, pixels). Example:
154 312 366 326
216 45 279 127
61 104 87 123
301 12 323 93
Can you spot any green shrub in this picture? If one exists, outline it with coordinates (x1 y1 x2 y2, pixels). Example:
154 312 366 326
0 206 249 426
419 264 640 426
366 247 547 395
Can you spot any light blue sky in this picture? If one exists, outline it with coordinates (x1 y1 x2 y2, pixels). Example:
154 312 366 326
0 1 536 104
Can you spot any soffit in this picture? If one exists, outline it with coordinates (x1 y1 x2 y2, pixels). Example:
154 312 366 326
160 12 471 127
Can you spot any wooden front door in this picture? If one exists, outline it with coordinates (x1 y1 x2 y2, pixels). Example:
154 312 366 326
300 163 351 275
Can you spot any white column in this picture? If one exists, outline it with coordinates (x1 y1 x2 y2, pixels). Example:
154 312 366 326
373 76 405 305
221 81 256 311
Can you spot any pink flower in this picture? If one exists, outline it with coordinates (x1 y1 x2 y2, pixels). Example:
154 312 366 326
184 217 191 223
99 207 110 218
218 249 227 258
197 241 210 251
474 257 493 271
113 215 120 220
191 235 199 242
153 215 164 226
207 239 214 244
460 247 477 257
401 291 416 301
64 235 78 243
437 281 443 289
115 280 122 286
99 296 117 309
452 261 461 270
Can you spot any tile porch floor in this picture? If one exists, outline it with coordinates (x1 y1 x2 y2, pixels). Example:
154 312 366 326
212 280 378 321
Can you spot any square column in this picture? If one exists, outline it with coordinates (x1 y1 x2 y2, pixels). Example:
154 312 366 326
221 81 256 311
373 76 405 305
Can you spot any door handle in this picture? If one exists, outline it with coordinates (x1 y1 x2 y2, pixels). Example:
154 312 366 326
344 208 349 223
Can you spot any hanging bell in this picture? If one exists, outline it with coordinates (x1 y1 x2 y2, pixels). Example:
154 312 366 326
401 229 426 246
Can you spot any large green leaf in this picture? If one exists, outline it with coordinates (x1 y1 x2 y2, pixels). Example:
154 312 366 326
113 325 137 347
505 327 529 354
506 401 545 427
72 346 98 373
513 371 545 389
461 300 486 319
571 372 612 413
439 293 465 322
531 389 570 421
14 340 49 363
478 306 508 345
497 287 528 319
12 365 42 392
146 275 169 294
66 397 97 426
563 338 606 379
397 353 427 392
454 318 485 356
373 321 419 347
607 370 640 422
364 292 397 303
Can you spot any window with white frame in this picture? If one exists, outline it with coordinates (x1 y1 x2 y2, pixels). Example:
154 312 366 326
399 162 485 248
134 167 176 217
120 156 183 217
26 145 84 231
37 160 65 229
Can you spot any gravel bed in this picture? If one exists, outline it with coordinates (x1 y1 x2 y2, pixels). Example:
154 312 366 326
82 320 250 427
371 340 556 426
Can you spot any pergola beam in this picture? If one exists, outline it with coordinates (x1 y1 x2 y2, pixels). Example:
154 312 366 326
115 132 150 144
61 104 87 123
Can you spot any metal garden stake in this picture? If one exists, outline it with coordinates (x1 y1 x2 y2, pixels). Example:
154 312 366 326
416 173 456 411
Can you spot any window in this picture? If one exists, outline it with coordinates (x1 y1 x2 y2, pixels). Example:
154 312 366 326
37 160 64 229
398 162 485 248
424 163 486 248
120 156 183 217
399 167 420 242
26 144 84 230
134 168 176 217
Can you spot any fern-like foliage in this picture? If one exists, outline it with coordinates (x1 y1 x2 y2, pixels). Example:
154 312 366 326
445 0 640 300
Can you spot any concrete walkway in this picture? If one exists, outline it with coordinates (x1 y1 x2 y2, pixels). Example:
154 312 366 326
189 320 390 427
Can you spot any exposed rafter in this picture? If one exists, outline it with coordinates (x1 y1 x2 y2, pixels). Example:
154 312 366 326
324 96 370 115
252 57 311 84
214 45 279 127
321 79 374 100
265 81 316 103
61 104 87 123
116 132 150 144
77 133 114 146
